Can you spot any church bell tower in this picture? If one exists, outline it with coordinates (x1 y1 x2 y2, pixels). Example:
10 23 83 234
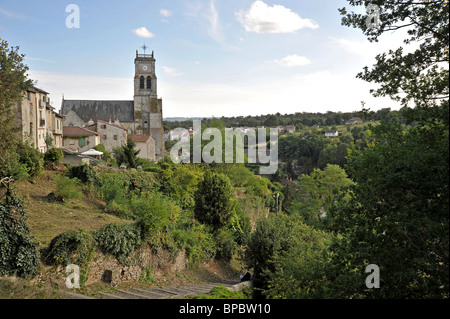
134 47 164 160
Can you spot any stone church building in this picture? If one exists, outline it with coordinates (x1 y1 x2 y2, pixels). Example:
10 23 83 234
61 50 165 161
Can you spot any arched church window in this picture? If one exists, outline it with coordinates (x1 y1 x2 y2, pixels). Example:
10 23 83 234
144 121 149 129
140 76 145 89
147 77 152 90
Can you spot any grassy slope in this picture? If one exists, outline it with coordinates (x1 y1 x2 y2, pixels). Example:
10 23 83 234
14 170 131 248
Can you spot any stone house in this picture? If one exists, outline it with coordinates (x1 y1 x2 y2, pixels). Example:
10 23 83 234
63 126 100 153
85 119 128 152
46 106 64 149
15 86 65 152
130 135 156 161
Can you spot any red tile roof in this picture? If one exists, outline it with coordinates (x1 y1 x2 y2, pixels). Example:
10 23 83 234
63 126 99 137
130 135 152 143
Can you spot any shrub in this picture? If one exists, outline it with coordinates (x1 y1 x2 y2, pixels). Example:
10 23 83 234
54 175 82 201
100 173 127 204
170 221 216 266
66 164 100 186
16 141 43 179
44 147 63 164
214 228 237 262
134 193 181 234
94 223 142 265
246 214 331 298
0 195 41 278
45 229 95 285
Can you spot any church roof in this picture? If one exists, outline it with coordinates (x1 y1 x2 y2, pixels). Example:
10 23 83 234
62 100 134 124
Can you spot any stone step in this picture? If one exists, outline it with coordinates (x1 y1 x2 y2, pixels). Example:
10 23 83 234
63 291 97 299
114 289 152 299
157 287 201 296
99 292 125 299
180 287 213 294
129 288 173 299
147 287 180 296
96 280 243 299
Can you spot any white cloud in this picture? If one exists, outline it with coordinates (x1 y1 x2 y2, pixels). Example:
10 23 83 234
186 0 224 44
235 0 318 34
160 9 173 17
132 27 155 38
274 55 311 67
162 66 184 77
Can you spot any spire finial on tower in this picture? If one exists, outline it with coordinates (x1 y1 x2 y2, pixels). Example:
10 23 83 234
141 44 148 55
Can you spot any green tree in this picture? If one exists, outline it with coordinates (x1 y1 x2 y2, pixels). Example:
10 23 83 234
329 120 448 298
339 0 448 109
326 1 449 298
246 214 331 299
113 138 143 169
194 171 234 231
288 164 354 226
318 142 351 168
0 38 33 180
263 115 279 127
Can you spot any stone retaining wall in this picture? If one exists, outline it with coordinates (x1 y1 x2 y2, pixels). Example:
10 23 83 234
85 246 188 286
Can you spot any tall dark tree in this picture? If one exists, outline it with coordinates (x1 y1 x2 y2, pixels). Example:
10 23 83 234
113 138 142 169
194 171 234 231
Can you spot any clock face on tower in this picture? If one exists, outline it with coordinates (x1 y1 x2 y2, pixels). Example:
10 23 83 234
142 65 148 71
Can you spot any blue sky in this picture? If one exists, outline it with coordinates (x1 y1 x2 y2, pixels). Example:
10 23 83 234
0 0 408 118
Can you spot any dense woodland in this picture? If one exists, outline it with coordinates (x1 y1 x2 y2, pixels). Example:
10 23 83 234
1 0 449 299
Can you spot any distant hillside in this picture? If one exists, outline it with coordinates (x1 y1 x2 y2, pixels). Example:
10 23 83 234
164 117 209 122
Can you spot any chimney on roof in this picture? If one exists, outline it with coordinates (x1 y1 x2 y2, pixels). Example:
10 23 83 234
109 117 112 125
88 118 94 125
115 118 120 125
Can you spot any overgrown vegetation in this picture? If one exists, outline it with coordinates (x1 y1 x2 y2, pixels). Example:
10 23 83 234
0 195 41 278
45 229 95 286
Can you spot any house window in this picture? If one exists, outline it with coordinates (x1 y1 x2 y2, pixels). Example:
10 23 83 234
144 121 148 129
27 91 31 101
101 125 107 129
103 135 107 140
79 138 85 147
140 76 145 89
147 77 152 90
114 135 118 140
29 103 32 115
